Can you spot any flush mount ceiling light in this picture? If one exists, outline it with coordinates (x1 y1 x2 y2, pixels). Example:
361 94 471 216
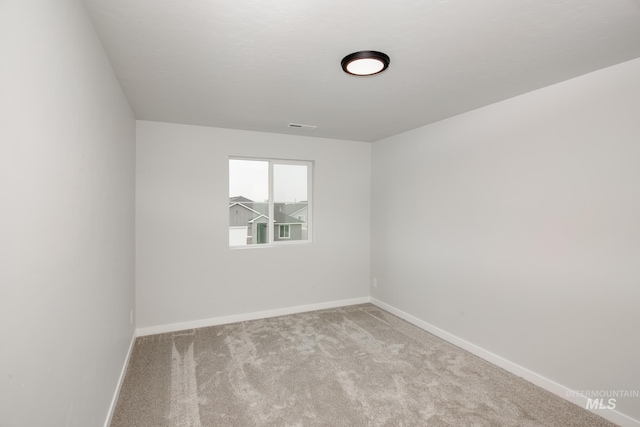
341 51 390 76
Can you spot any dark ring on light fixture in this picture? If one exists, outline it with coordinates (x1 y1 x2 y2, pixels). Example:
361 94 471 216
341 51 390 76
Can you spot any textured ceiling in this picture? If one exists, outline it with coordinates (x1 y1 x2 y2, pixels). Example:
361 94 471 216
82 0 640 142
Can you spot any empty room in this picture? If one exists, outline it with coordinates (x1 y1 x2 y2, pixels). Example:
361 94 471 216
1 0 639 426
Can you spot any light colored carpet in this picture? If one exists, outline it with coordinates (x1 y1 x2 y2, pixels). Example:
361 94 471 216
111 304 615 426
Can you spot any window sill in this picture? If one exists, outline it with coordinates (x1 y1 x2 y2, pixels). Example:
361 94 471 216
229 240 313 250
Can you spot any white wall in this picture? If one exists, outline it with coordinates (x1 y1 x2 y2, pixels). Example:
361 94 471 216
372 58 640 421
0 1 136 426
136 121 371 329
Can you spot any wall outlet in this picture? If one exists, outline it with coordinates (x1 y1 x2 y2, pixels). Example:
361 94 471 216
130 309 133 325
372 278 378 288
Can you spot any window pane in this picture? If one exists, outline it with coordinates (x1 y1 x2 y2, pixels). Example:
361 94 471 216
229 160 269 246
273 164 308 242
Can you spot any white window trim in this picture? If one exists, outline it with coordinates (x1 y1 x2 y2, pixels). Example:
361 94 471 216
230 157 313 248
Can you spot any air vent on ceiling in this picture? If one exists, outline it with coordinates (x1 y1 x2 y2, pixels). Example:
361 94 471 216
288 123 317 130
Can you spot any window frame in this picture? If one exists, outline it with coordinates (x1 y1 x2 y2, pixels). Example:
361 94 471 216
229 157 313 248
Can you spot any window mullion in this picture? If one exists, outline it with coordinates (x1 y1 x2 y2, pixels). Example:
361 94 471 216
268 160 275 244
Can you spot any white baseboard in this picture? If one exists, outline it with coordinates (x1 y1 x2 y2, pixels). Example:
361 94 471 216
103 332 136 427
136 296 371 337
370 298 639 427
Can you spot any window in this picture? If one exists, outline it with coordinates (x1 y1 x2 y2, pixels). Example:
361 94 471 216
279 225 290 239
229 158 312 247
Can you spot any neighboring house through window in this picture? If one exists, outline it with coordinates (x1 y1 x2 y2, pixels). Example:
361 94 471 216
229 157 312 247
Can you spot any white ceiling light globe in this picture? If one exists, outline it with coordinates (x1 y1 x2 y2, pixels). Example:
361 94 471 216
346 58 385 76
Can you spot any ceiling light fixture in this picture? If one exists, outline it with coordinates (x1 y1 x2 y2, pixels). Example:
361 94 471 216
341 51 390 76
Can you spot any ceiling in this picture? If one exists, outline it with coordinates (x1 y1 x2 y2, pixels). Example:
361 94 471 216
82 0 640 142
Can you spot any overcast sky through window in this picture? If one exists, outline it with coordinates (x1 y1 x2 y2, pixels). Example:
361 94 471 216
229 159 307 203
